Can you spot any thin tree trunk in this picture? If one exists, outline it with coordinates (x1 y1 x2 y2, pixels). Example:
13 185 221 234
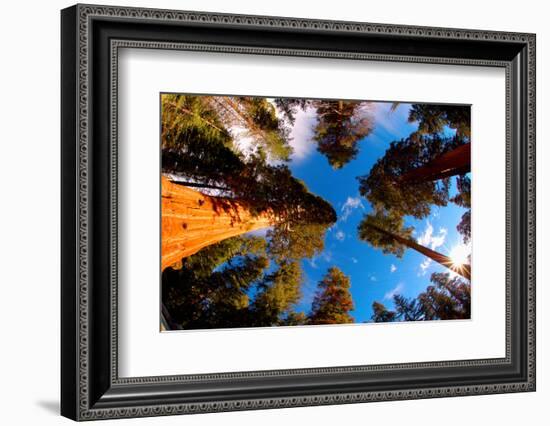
365 222 471 280
161 176 274 271
400 143 471 183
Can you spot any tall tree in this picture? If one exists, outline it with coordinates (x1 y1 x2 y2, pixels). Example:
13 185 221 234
161 176 275 271
160 94 337 270
358 209 471 280
309 267 354 325
370 272 471 323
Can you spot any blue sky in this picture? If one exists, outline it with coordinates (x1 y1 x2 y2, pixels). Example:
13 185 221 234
279 102 470 322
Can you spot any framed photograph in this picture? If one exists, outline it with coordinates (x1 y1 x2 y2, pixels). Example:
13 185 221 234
61 4 536 421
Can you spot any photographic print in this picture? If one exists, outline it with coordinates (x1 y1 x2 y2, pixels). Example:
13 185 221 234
160 94 471 331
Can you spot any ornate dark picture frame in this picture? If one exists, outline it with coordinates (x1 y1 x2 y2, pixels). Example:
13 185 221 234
61 4 536 421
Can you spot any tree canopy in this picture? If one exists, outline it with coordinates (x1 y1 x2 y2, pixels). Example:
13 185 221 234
273 98 373 169
408 104 471 139
162 236 269 329
370 272 471 323
357 208 414 257
357 134 467 220
312 100 373 169
357 103 472 259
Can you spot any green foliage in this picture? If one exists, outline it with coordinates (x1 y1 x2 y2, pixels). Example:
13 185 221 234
309 267 354 325
357 208 414 257
273 98 374 169
358 134 462 219
418 272 471 320
207 95 293 161
371 272 471 322
273 98 309 125
242 97 293 161
252 261 303 326
162 236 269 329
393 294 423 321
245 163 337 226
451 175 471 243
162 94 233 151
267 223 328 262
371 301 396 323
313 100 373 169
163 237 310 330
408 104 471 138
281 311 308 326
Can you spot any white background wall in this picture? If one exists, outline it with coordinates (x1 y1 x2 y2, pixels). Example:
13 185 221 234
0 0 546 424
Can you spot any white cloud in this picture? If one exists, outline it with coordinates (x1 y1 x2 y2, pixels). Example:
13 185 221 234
287 106 317 162
341 196 365 221
308 250 333 269
371 103 414 138
416 221 447 275
390 264 397 273
417 221 447 250
335 230 346 241
322 251 333 263
419 258 432 275
308 258 318 269
384 283 404 301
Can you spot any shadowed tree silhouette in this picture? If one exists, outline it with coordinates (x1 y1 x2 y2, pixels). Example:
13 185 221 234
371 301 396 323
408 104 471 139
370 272 471 322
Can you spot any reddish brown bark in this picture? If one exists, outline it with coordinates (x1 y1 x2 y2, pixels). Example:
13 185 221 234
400 143 471 183
161 176 274 271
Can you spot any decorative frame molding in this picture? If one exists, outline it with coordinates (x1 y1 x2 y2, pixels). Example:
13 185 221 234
61 3 536 421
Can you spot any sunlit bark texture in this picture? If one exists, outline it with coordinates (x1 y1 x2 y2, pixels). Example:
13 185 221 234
161 176 274 271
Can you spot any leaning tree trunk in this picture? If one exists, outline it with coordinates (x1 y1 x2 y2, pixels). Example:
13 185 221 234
364 222 471 280
400 143 471 183
161 176 274 271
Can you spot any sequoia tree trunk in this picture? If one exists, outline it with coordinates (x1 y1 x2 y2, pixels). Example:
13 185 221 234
364 222 471 280
161 176 274 271
400 143 471 183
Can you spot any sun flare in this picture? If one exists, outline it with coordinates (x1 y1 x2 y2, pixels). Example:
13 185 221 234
449 243 470 267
